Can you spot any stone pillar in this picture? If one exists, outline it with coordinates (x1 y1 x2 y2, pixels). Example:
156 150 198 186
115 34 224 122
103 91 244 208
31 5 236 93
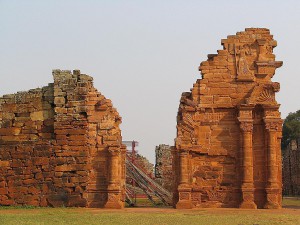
109 150 119 186
239 120 257 209
104 148 123 209
176 149 192 209
264 119 282 209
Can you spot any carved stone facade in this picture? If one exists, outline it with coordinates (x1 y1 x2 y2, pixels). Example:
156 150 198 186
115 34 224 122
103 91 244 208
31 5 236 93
0 69 126 208
155 144 174 192
174 28 283 209
283 139 300 195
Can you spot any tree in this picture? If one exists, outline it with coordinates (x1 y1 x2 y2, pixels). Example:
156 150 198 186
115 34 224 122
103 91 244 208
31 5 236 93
282 110 300 150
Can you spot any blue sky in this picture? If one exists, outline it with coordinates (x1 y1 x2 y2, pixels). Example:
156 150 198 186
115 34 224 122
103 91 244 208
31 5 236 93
1 0 299 162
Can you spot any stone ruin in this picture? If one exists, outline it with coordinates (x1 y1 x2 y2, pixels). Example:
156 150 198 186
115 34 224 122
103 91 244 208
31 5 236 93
126 152 154 200
0 69 126 208
283 139 300 195
134 153 154 178
126 151 154 189
174 28 283 209
154 144 174 192
0 28 285 210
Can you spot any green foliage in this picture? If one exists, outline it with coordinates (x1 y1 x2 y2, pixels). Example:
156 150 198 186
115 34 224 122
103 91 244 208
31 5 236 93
282 110 300 149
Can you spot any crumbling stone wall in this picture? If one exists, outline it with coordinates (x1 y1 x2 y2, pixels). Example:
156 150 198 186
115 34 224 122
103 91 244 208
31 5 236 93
126 153 154 199
283 139 300 196
134 153 154 177
174 28 283 209
0 69 126 208
155 144 174 192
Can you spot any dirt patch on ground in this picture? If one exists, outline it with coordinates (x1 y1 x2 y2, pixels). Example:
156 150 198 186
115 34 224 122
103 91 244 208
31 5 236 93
0 205 299 215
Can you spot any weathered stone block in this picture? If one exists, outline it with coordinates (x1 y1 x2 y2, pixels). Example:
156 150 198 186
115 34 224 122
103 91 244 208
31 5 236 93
0 128 21 136
54 97 66 105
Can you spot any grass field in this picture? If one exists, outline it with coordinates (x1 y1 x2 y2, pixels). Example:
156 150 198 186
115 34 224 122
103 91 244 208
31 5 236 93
283 197 300 208
0 198 299 225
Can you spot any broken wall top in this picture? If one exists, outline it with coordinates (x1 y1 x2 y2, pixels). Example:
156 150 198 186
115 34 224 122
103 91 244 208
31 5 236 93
187 28 283 109
176 28 283 152
0 69 124 149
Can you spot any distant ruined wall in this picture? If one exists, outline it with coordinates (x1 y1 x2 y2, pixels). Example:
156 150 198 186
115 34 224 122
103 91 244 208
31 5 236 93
174 28 283 209
155 144 174 192
283 139 300 196
134 154 154 177
0 69 126 208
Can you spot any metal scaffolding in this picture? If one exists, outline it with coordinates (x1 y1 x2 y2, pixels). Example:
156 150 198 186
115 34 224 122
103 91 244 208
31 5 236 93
123 140 172 207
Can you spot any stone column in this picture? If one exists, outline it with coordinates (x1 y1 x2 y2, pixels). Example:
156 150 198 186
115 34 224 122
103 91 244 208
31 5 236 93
179 150 189 185
264 120 282 209
176 149 192 209
239 120 257 209
108 150 119 186
104 148 123 209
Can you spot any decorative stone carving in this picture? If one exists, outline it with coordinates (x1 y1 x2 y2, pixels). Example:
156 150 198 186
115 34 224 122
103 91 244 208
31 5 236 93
246 84 278 105
265 120 282 131
240 121 253 132
235 44 255 81
174 28 282 209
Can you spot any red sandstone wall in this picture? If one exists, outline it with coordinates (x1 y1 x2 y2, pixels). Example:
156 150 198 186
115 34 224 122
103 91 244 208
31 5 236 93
0 85 55 206
174 28 283 209
0 69 125 208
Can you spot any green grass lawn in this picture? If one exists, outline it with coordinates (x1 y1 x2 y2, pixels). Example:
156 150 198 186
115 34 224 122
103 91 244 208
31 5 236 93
283 197 300 208
0 208 299 225
0 198 299 225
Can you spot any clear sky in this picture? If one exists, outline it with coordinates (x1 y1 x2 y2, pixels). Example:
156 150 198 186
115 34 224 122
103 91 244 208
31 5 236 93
1 0 299 163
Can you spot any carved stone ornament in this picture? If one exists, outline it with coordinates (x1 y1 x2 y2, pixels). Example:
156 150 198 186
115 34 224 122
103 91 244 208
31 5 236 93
247 83 277 105
265 121 282 131
108 149 121 156
234 44 255 81
272 82 280 92
264 109 280 118
257 88 275 103
240 121 253 132
175 28 283 209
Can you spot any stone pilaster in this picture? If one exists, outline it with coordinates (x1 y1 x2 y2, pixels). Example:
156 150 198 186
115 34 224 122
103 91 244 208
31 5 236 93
104 148 123 209
176 149 192 209
239 119 257 209
264 119 282 209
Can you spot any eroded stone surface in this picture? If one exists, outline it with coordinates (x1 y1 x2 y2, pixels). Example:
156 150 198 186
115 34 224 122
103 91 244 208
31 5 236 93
174 28 283 209
0 69 126 208
283 139 300 196
155 144 174 192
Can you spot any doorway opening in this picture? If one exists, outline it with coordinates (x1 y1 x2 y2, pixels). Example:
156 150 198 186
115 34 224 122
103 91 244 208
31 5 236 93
123 141 172 208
